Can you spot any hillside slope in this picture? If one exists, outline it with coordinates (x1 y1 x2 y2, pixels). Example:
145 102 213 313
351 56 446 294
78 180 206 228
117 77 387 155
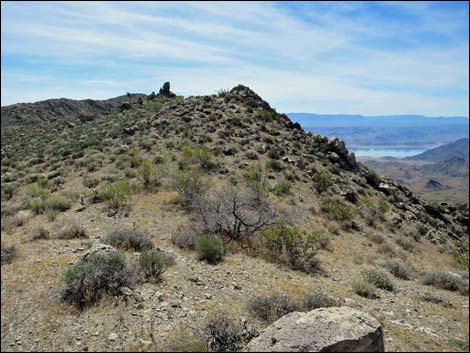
407 138 469 163
1 83 469 352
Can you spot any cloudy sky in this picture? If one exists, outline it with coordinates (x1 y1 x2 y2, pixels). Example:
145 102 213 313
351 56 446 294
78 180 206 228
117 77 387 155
1 1 469 116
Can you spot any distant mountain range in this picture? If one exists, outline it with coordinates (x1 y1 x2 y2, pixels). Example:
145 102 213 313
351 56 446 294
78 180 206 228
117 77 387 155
288 113 469 149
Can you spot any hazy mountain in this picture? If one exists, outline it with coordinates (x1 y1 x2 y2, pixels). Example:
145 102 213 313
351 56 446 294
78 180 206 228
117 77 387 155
407 138 469 163
288 113 469 148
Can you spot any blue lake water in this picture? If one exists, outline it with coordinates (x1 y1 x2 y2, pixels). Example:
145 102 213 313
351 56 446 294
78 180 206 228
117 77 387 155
351 148 427 158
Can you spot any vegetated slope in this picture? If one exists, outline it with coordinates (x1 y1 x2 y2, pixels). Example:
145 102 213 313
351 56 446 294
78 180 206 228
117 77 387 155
0 93 146 146
1 84 467 248
1 83 469 352
407 138 469 163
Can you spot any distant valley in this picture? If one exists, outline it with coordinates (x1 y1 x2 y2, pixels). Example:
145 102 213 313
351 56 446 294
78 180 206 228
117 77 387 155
359 138 469 205
288 113 469 149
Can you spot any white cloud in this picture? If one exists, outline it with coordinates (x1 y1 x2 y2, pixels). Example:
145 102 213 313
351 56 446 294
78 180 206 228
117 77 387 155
1 1 468 116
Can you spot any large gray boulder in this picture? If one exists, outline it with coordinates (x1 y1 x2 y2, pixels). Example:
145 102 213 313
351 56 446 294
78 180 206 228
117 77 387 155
245 307 384 352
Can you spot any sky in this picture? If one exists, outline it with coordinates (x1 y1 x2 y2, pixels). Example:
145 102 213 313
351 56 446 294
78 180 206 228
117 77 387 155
1 1 469 116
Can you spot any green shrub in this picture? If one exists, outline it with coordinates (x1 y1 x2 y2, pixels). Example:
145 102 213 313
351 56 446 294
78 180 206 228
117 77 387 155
383 260 411 280
259 223 322 275
195 235 224 264
1 243 17 264
321 198 356 223
103 229 153 251
29 193 72 214
171 169 206 208
204 313 250 353
312 170 333 193
83 176 100 189
58 224 88 239
137 158 158 189
273 178 292 196
181 145 213 170
352 279 379 299
361 268 395 291
243 164 268 196
31 227 50 241
265 159 283 172
302 292 341 311
247 293 301 322
139 249 174 281
423 271 469 294
44 194 72 212
153 155 165 164
97 179 132 209
62 251 139 307
395 237 414 252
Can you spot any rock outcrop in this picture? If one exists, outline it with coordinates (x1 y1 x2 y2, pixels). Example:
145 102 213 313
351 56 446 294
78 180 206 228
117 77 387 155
245 307 384 352
157 82 176 98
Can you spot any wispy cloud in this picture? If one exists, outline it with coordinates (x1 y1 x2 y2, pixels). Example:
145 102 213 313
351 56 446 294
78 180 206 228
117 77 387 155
1 1 468 116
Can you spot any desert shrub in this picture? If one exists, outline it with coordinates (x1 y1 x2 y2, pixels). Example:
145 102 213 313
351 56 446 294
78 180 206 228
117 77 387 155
1 243 17 264
383 260 411 280
423 271 469 294
103 229 153 251
29 193 72 214
139 249 174 281
352 279 379 299
97 179 132 209
195 235 224 264
259 222 323 275
58 224 88 239
137 158 158 189
204 313 249 352
313 169 333 193
245 151 258 160
192 185 276 240
247 293 301 322
302 292 341 311
31 227 50 241
366 233 384 244
171 169 206 208
153 155 165 164
395 237 414 252
378 241 396 256
181 145 214 171
243 163 268 197
171 223 200 249
321 198 356 223
83 176 100 189
417 224 428 236
155 326 207 352
267 149 280 159
265 159 283 172
361 268 395 291
273 178 292 196
62 251 139 307
44 194 72 211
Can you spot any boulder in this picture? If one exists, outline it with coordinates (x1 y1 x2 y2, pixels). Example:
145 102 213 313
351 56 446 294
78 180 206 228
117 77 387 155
245 307 384 352
81 244 117 262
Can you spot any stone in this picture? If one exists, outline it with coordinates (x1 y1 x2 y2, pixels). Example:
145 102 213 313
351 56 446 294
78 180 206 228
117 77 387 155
245 307 384 352
81 244 117 262
108 333 118 341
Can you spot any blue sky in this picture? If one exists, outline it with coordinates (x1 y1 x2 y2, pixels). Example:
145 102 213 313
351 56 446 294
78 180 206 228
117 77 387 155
1 1 469 116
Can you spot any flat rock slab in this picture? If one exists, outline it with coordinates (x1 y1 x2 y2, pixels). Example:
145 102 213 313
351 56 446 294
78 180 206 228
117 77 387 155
245 307 384 352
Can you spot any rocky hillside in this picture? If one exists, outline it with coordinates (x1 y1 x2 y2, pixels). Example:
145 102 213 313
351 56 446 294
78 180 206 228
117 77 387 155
1 83 469 352
407 139 469 163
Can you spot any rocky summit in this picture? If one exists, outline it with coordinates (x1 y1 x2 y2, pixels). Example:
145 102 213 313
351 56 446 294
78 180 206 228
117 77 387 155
1 83 469 352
